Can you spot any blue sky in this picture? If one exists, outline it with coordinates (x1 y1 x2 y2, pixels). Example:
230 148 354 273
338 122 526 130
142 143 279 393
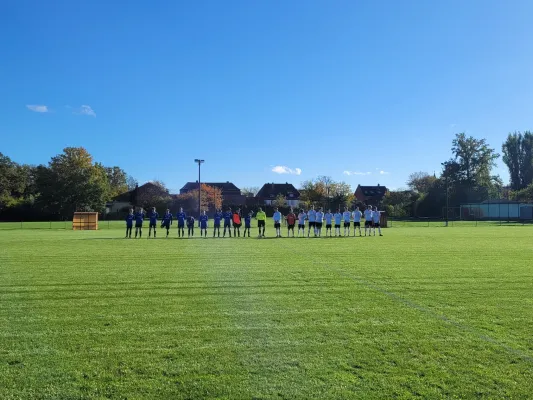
1 0 532 193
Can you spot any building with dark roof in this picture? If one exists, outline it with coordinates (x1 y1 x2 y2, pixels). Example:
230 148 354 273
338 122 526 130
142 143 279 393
180 181 245 205
256 183 301 207
354 184 388 205
106 182 170 213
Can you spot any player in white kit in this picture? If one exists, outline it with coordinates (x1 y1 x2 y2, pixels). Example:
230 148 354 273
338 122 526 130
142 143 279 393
297 210 306 237
352 207 362 236
364 205 373 236
307 207 317 237
315 208 324 237
342 207 351 237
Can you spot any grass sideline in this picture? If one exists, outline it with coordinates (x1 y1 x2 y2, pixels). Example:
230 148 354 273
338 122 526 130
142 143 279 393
1 226 532 399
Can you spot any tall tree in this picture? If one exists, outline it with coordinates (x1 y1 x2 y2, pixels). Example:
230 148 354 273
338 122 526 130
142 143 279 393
105 166 128 198
126 175 138 191
443 133 500 186
273 193 287 208
38 147 110 216
502 131 533 190
175 184 222 212
407 172 437 193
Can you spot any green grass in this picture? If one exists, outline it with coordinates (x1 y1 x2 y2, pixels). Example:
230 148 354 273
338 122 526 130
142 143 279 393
1 226 532 399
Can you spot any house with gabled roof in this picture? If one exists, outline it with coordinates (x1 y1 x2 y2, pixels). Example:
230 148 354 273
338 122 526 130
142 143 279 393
256 182 301 207
354 184 388 205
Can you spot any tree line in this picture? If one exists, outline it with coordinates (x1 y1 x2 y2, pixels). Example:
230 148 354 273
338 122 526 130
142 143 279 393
1 131 532 220
0 147 135 220
382 131 533 218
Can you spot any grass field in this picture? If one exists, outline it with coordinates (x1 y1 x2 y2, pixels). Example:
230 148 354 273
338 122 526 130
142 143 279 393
1 225 532 399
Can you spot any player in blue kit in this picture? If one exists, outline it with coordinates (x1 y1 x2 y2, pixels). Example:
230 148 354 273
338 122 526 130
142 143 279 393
134 207 145 238
161 209 173 237
243 212 252 237
324 209 333 237
148 207 159 238
334 209 342 237
223 208 232 237
213 209 223 237
186 215 195 237
125 208 135 238
199 211 209 238
176 208 187 238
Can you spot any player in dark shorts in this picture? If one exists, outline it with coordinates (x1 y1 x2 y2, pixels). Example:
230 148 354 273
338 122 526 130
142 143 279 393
134 207 145 238
286 209 297 237
213 209 223 237
243 212 252 237
324 209 333 237
125 208 134 238
232 208 242 237
364 205 373 236
161 209 173 238
176 207 186 238
223 208 232 237
186 215 195 237
148 207 159 238
352 207 362 236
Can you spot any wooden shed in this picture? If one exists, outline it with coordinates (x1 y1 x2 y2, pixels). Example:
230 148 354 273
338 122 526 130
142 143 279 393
72 212 98 230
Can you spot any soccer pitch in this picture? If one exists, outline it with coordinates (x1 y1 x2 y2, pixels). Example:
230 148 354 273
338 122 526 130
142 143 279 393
1 226 532 399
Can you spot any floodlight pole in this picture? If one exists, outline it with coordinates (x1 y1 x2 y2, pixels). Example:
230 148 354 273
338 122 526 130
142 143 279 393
194 159 205 220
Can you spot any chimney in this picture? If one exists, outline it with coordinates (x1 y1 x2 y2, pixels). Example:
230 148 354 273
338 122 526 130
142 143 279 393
377 183 380 186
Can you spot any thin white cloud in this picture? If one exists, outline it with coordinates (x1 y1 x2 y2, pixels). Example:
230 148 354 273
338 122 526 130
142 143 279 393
343 171 371 176
272 166 302 175
73 105 96 117
379 170 390 175
26 105 49 113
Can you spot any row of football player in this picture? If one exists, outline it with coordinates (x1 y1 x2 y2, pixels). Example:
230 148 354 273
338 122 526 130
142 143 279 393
124 206 383 238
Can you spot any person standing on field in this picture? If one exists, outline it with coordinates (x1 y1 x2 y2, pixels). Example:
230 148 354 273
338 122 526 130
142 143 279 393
148 207 159 238
213 208 223 238
199 211 209 238
187 215 195 237
315 207 324 237
243 212 252 237
297 209 307 237
134 207 145 238
176 207 187 238
324 209 333 237
223 208 232 237
232 208 242 237
342 207 351 237
125 208 134 238
256 207 266 237
161 209 173 238
352 207 362 237
307 206 317 237
372 206 383 236
364 205 373 236
273 207 283 237
334 209 342 237
286 208 297 237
